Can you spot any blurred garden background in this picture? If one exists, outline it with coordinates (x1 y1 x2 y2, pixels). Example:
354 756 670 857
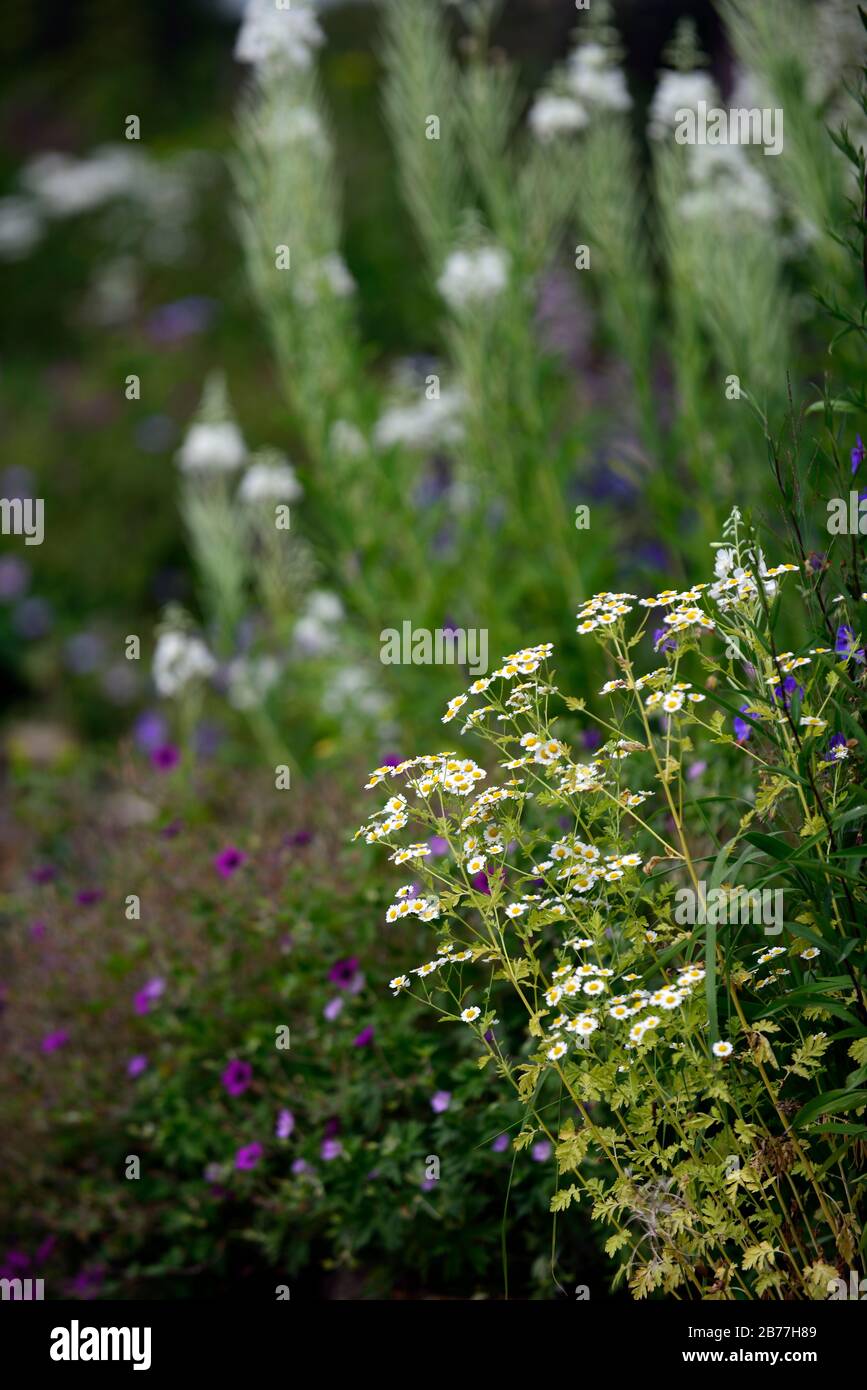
0 0 864 1300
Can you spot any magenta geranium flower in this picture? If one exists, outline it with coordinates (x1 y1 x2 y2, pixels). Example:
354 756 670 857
321 1138 343 1161
235 1142 263 1171
76 888 103 906
222 1058 253 1096
151 743 181 771
328 956 360 989
127 1055 148 1078
215 845 247 877
352 1026 374 1048
41 1029 70 1053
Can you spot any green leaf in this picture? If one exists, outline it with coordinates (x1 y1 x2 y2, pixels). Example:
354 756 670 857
793 1088 867 1130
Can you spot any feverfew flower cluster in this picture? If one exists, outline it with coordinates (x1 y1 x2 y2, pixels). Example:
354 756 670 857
357 542 839 1093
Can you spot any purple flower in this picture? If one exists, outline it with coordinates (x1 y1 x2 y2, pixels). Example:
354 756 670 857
29 864 57 885
134 977 165 1015
276 1109 295 1139
653 627 677 654
381 753 403 767
215 845 247 877
151 743 180 771
0 556 30 602
530 1139 553 1163
430 1090 451 1114
687 760 707 781
160 818 182 839
851 434 865 475
64 631 105 675
323 997 344 1022
491 1133 510 1152
581 728 603 751
291 1158 309 1175
13 596 52 640
323 1117 340 1138
825 732 848 763
352 1026 374 1048
127 1055 148 1078
35 1236 56 1265
145 295 216 345
321 1138 343 1161
427 835 449 856
286 829 313 847
328 956 361 989
75 888 102 907
734 704 756 743
41 1029 70 1053
222 1059 253 1097
0 1251 30 1277
235 1142 263 1171
30 920 46 941
772 675 804 709
68 1266 104 1299
835 624 865 664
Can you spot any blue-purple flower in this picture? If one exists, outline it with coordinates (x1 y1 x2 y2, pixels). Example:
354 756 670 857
835 624 865 664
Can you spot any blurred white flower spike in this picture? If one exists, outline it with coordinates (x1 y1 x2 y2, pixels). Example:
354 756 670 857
152 630 217 698
437 245 510 311
235 0 325 73
176 373 247 475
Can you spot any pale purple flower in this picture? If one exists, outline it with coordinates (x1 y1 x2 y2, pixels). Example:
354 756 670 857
321 1138 342 1161
531 1139 552 1163
41 1029 69 1053
127 1055 148 1078
491 1133 510 1152
430 1090 451 1113
276 1108 295 1139
323 997 344 1021
134 977 165 1015
291 1158 309 1175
